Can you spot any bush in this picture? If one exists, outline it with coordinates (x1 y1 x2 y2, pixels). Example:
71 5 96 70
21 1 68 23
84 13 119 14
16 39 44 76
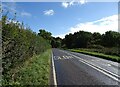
88 45 104 49
2 15 51 84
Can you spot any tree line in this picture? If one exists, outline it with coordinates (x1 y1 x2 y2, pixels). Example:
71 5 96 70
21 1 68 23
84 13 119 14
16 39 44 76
63 31 120 49
38 29 120 49
38 29 120 57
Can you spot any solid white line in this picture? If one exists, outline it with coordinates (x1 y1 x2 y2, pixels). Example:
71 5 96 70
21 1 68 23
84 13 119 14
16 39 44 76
63 51 120 83
78 59 120 83
52 52 57 86
72 53 120 78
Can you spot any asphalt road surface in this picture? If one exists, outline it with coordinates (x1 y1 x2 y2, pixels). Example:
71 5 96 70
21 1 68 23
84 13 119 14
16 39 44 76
52 48 120 86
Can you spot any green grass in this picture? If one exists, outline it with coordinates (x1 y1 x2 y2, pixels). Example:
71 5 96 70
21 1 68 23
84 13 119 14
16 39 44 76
69 49 120 63
4 49 51 86
76 47 120 57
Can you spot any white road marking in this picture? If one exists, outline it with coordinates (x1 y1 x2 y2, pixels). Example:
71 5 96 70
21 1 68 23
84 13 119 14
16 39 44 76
63 51 120 83
96 59 100 61
54 55 73 60
62 56 66 59
70 56 73 58
65 56 69 59
107 64 111 66
54 56 57 60
78 59 120 83
91 60 111 67
101 63 112 67
52 53 57 85
58 57 61 60
62 56 65 58
91 59 95 61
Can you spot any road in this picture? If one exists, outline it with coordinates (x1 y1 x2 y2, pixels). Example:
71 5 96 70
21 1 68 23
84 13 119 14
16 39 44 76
52 48 120 86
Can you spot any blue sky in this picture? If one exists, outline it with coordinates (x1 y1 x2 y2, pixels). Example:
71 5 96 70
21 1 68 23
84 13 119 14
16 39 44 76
2 1 118 38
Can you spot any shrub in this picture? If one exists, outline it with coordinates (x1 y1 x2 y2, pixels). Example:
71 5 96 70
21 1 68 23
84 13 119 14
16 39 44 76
88 45 104 49
2 15 51 84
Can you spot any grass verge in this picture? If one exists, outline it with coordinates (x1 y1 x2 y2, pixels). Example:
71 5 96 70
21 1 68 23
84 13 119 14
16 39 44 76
69 49 120 63
4 49 51 86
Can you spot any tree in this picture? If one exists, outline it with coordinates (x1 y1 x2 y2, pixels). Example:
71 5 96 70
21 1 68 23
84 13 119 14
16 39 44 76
64 33 74 48
51 37 62 48
64 31 92 48
102 31 120 47
75 31 92 48
38 29 52 43
92 32 102 45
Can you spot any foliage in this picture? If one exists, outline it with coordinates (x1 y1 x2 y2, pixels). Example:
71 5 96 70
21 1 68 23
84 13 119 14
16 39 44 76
70 49 120 63
64 33 73 48
102 31 120 47
91 32 102 45
2 49 51 86
87 45 104 49
63 30 120 61
2 15 51 85
38 29 63 48
64 31 93 48
77 47 120 57
51 37 62 48
38 29 52 43
63 30 120 49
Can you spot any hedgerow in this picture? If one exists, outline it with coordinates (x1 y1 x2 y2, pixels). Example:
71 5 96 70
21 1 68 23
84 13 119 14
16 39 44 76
2 15 51 85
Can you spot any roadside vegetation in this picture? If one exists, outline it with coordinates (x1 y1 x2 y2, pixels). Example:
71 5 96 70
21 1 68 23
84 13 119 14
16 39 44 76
3 49 51 86
2 12 51 86
52 31 120 62
62 31 120 63
69 49 120 62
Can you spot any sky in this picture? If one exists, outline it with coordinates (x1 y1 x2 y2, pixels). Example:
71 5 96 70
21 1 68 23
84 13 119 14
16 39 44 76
2 1 118 38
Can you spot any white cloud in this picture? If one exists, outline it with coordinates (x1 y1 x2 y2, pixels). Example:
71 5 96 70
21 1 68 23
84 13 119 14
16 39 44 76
55 15 118 38
21 11 31 17
79 0 87 5
43 9 54 16
69 0 74 5
69 15 118 34
62 2 69 8
61 0 87 8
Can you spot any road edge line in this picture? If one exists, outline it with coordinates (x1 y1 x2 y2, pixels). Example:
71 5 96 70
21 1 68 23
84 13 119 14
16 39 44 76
51 52 57 86
78 59 120 83
71 53 120 78
73 54 120 82
63 50 120 83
